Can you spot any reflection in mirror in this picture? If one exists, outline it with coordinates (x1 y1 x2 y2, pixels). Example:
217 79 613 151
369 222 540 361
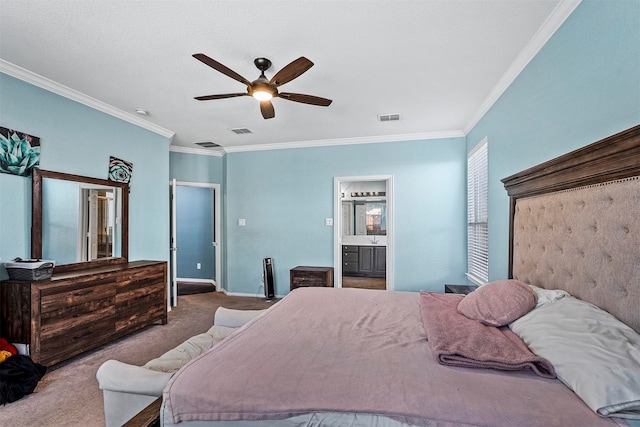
32 169 129 271
41 180 122 264
340 180 387 237
343 201 386 236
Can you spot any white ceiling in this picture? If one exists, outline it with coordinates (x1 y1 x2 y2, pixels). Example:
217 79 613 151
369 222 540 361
0 0 578 153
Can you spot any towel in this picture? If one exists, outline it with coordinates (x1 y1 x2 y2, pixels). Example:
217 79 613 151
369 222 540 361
420 292 555 378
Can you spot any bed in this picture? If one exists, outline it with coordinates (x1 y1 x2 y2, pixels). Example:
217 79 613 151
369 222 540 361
161 125 640 427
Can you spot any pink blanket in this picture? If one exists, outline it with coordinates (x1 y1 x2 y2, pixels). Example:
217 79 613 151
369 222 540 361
163 287 618 426
420 292 555 378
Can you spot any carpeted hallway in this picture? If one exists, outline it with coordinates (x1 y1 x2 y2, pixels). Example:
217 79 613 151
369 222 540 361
0 292 276 427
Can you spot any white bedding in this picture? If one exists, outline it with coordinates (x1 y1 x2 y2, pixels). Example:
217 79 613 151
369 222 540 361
510 295 640 419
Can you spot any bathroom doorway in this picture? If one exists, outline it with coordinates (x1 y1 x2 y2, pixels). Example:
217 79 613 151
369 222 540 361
333 175 393 290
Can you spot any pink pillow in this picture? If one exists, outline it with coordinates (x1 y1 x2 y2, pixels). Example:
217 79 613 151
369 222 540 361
457 280 537 326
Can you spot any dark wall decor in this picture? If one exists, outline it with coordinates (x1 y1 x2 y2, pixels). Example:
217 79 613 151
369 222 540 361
0 127 41 176
108 156 133 184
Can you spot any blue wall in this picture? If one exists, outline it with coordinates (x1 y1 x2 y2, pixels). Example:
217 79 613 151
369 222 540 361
466 0 640 281
169 151 223 184
224 137 467 295
0 73 171 279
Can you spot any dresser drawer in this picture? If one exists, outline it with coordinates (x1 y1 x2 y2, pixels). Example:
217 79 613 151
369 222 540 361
39 313 115 365
117 267 165 293
116 280 165 332
115 262 165 330
41 283 116 314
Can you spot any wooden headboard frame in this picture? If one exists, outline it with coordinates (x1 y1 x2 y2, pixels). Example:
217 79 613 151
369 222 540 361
502 124 640 331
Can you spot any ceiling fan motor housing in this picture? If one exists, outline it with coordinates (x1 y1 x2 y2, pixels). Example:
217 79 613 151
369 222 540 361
254 58 272 72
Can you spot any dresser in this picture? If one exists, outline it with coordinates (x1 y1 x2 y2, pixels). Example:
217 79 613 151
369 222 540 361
289 266 334 291
0 260 167 366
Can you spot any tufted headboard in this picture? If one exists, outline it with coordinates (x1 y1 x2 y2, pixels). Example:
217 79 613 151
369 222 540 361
502 125 640 333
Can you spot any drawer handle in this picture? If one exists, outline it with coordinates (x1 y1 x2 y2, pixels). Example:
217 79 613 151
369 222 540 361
74 289 94 297
73 330 93 340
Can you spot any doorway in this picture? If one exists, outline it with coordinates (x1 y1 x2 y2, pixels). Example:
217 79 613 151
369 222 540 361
333 175 393 290
169 180 221 307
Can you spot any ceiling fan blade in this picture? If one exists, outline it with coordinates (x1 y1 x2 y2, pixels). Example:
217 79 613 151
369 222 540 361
193 53 251 86
260 100 275 119
279 92 332 107
194 93 248 101
269 57 314 87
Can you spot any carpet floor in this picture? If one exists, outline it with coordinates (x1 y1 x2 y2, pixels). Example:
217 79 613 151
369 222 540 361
0 292 276 427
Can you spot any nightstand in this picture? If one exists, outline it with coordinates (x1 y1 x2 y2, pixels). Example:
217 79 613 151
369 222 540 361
444 284 478 295
290 266 334 291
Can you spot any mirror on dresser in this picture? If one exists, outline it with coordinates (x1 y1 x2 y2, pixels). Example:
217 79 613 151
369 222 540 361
32 169 129 273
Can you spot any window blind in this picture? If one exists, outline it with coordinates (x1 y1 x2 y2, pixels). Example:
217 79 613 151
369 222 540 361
467 138 488 284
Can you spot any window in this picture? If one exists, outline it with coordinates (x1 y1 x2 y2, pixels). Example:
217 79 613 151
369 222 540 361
467 138 488 284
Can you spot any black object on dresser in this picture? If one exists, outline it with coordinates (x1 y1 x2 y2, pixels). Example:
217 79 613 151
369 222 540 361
290 266 334 291
444 284 479 295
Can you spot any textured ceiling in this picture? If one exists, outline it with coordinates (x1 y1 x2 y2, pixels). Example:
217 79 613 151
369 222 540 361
0 0 576 153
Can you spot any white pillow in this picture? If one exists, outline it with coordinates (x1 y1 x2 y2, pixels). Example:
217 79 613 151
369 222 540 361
510 296 640 419
528 285 570 308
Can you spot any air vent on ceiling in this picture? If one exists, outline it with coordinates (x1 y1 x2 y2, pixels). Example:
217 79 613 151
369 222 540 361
195 141 221 148
378 113 400 122
230 128 253 135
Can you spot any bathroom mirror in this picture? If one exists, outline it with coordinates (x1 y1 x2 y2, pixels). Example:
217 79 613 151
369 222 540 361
32 169 129 272
342 200 387 236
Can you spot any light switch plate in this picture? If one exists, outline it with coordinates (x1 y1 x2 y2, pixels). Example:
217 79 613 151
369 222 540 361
238 218 246 226
325 218 333 226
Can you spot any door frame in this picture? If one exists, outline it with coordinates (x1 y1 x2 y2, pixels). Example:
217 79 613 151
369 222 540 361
333 175 393 290
169 180 221 307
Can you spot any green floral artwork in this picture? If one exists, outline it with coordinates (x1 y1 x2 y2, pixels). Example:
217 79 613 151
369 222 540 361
0 127 41 176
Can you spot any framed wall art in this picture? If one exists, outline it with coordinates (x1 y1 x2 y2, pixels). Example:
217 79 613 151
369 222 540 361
0 127 41 176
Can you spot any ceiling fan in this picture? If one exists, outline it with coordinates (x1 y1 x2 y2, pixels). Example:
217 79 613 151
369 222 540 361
193 54 332 119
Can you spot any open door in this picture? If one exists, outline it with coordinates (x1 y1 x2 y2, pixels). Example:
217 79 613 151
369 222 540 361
169 180 221 305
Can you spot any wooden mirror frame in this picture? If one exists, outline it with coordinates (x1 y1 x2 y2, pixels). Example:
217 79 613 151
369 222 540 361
32 169 129 273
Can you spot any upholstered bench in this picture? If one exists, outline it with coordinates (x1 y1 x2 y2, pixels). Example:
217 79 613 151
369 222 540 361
96 307 266 427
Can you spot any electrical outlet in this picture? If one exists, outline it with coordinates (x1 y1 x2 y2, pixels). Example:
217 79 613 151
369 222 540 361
238 218 246 226
196 263 201 270
325 218 333 226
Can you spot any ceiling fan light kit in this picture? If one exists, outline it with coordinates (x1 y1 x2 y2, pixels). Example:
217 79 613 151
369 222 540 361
193 53 332 119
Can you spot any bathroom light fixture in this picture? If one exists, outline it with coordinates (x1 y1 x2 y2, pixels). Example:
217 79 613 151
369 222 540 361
134 108 149 116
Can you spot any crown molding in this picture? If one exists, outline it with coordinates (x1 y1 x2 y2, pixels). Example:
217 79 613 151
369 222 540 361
463 0 582 134
0 59 176 140
223 130 465 153
170 145 225 157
